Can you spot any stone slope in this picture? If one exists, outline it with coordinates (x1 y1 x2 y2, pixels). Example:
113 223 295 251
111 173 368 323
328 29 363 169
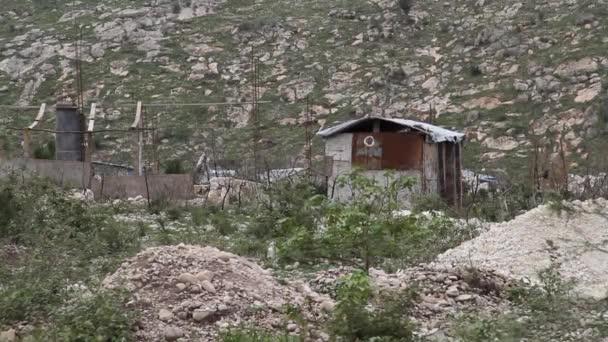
0 0 607 172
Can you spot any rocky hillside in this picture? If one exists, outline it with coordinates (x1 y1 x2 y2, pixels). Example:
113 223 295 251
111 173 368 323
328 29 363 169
0 0 607 174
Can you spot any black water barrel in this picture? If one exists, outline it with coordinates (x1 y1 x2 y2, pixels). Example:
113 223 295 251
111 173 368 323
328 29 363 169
55 104 84 161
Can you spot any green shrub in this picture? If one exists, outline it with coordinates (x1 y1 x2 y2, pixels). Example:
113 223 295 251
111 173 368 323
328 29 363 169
0 177 140 330
171 0 181 14
330 270 416 341
469 64 483 76
33 140 55 160
398 0 414 14
269 170 467 270
455 265 587 342
37 290 137 341
454 313 524 342
190 206 206 226
164 159 185 174
167 206 183 221
220 328 299 342
411 193 451 214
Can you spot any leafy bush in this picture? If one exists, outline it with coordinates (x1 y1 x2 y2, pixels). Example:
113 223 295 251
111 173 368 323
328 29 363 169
0 177 139 336
469 64 483 76
330 270 416 341
220 328 299 342
411 193 451 214
171 0 181 14
455 265 596 342
167 206 183 221
269 170 468 270
164 159 185 174
398 0 414 14
33 140 55 160
36 290 137 341
454 313 524 342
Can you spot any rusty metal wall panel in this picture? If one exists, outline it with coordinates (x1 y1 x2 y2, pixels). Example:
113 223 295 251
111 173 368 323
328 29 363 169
382 133 423 170
352 133 383 170
352 133 423 171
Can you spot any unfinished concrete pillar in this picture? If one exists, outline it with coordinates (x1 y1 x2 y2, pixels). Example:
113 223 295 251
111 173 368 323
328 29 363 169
55 103 84 161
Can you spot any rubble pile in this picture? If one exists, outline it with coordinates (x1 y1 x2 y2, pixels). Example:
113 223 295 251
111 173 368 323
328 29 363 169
103 245 334 341
433 199 608 299
309 266 513 338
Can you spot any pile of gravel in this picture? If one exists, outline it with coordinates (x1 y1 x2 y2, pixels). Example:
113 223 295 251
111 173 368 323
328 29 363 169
103 245 334 341
433 199 608 299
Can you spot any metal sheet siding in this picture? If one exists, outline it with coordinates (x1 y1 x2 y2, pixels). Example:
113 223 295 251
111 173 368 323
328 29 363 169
351 132 423 171
352 133 383 170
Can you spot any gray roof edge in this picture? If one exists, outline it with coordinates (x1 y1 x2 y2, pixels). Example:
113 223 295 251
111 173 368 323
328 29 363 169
316 116 464 143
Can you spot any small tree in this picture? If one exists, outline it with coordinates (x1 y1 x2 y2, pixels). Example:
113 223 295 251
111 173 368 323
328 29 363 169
324 169 415 271
398 0 414 15
330 270 416 340
164 159 184 174
171 0 181 14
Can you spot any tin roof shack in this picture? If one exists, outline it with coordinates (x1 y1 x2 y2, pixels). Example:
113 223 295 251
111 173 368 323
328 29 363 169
318 117 465 207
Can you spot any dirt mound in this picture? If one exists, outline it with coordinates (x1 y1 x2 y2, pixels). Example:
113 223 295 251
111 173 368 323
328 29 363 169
433 199 608 299
309 266 512 339
103 245 333 341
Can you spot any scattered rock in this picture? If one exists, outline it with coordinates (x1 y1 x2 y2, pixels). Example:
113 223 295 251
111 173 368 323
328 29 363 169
163 326 184 341
554 58 598 79
575 14 595 26
200 280 216 293
575 82 601 103
455 294 474 302
0 329 16 342
178 272 198 284
159 309 174 322
192 309 213 322
446 285 459 297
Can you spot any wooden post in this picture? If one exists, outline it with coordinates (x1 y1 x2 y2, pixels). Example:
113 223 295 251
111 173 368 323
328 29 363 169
84 103 96 163
138 104 143 176
23 129 31 158
131 101 143 176
23 103 46 158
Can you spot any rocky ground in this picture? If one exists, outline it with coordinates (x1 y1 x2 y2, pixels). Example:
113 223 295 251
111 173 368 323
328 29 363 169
0 0 607 174
309 265 513 340
103 243 516 341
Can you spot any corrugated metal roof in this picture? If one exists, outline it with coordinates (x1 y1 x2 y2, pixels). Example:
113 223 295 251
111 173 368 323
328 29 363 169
317 116 464 143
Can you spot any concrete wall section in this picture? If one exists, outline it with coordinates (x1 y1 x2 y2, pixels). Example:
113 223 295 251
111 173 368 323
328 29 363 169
331 170 422 204
91 174 194 200
0 158 90 188
325 133 353 198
